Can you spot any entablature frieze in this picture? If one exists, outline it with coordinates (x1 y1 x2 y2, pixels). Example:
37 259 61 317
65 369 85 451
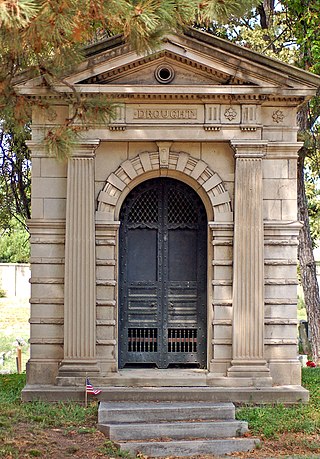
27 102 302 144
107 102 296 133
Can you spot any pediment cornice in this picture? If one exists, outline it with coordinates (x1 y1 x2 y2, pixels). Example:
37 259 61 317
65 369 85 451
14 29 320 98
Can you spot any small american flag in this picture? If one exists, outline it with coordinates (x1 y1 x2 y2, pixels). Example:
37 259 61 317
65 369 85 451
86 378 101 395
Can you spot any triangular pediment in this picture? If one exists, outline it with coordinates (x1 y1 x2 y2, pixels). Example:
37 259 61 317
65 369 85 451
63 30 320 92
79 51 255 86
15 28 320 96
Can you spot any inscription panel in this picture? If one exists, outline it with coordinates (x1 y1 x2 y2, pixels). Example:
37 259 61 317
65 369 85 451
126 104 204 124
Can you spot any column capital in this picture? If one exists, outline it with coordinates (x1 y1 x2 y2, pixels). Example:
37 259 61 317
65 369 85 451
230 140 268 158
26 139 101 158
70 140 100 158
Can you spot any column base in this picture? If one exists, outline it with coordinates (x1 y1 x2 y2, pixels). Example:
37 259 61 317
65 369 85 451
227 359 273 386
57 358 100 378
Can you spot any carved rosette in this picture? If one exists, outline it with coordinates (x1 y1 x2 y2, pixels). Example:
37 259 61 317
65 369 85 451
272 110 285 123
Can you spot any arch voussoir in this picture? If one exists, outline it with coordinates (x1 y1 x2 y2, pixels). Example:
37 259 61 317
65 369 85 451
97 149 233 222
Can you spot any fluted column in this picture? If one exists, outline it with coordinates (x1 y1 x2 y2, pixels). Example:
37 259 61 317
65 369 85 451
228 141 272 385
59 140 100 378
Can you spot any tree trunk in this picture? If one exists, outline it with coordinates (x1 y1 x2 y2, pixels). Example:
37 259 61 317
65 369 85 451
297 149 320 363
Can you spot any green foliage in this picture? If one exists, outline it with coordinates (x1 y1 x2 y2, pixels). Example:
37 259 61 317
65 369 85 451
207 2 297 63
236 368 320 438
305 168 320 244
44 96 117 159
0 0 39 28
0 373 100 458
0 443 20 459
197 0 260 25
283 0 320 72
0 218 30 262
0 334 29 374
0 123 31 231
303 366 320 405
0 0 264 134
45 125 80 160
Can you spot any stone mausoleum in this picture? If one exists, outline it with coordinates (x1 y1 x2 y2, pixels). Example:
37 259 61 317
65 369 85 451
17 29 320 402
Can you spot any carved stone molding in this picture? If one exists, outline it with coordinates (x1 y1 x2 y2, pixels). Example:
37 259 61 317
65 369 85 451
81 50 251 86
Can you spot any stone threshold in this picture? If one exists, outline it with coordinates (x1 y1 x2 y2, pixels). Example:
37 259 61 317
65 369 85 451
57 368 274 387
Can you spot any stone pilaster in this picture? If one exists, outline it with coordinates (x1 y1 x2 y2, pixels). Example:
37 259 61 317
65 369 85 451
228 141 272 385
209 222 234 375
58 140 100 380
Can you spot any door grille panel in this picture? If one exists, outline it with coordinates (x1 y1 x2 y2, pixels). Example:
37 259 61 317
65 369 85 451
128 189 159 224
168 188 198 226
168 329 197 353
119 178 207 368
128 328 158 352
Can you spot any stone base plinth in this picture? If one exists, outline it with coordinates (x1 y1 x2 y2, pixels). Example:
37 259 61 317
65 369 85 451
57 359 100 382
21 384 309 404
227 360 272 386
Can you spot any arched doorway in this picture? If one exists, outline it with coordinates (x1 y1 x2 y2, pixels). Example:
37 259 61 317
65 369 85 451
119 178 207 369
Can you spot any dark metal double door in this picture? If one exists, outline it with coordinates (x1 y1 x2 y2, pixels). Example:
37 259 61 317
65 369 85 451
119 178 207 369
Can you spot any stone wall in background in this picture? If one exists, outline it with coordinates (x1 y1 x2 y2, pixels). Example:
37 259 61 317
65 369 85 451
0 264 30 298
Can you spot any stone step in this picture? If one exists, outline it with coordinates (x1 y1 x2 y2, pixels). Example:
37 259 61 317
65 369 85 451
98 400 260 457
98 401 235 424
99 419 248 441
116 438 260 457
94 385 309 404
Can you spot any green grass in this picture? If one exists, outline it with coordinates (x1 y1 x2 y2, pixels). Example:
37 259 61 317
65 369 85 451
0 374 97 436
0 373 137 458
0 370 320 458
236 367 320 439
97 440 134 458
